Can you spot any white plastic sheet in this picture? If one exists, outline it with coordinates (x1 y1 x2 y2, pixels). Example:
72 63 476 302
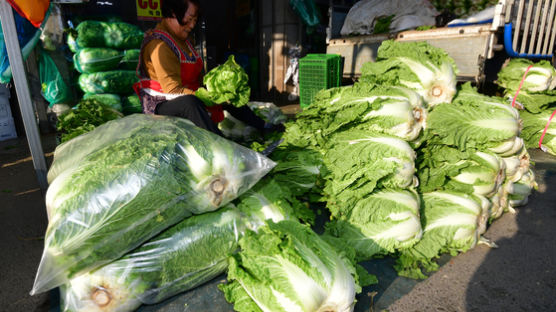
340 0 438 36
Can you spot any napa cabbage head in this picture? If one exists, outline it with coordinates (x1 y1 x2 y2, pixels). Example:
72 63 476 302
281 83 426 150
325 189 422 261
506 90 556 114
395 191 486 279
323 130 417 216
360 40 457 107
425 99 520 152
417 144 505 197
220 220 359 312
497 58 556 93
520 109 556 156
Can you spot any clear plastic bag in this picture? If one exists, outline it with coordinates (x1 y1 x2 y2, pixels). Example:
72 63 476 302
40 4 65 51
60 206 245 312
32 114 275 295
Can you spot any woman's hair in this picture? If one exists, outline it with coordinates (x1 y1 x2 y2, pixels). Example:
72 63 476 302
161 0 200 25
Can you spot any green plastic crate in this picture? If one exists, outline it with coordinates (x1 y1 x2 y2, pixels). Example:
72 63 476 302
299 54 343 108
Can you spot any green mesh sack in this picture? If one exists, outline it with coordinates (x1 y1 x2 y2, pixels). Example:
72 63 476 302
78 70 138 95
83 93 123 112
73 48 124 73
119 49 140 70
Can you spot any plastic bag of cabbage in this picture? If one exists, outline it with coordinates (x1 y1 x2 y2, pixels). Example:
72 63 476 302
359 40 458 107
220 220 364 312
60 178 308 312
60 206 244 312
31 114 275 295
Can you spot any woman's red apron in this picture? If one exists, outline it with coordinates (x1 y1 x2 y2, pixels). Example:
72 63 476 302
134 29 224 123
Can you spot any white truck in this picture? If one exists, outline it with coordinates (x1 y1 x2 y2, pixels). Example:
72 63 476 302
325 0 556 84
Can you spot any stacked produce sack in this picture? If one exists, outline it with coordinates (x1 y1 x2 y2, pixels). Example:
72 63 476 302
32 114 279 306
68 20 143 115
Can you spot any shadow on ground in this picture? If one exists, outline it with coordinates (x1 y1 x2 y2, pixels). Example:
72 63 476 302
465 152 556 311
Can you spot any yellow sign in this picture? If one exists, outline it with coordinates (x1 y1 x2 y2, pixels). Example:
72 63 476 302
136 0 162 21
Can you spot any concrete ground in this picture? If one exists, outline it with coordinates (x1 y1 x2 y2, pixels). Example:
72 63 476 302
1 134 555 312
0 134 56 312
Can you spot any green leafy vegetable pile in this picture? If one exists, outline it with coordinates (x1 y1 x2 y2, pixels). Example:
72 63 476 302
39 42 546 312
56 98 122 143
496 58 556 156
59 20 143 145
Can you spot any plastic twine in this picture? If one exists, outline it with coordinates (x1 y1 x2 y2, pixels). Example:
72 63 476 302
510 64 534 109
538 109 556 152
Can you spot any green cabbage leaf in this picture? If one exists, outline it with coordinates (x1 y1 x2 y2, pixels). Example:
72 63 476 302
395 191 488 279
325 189 422 261
220 220 360 312
195 55 251 107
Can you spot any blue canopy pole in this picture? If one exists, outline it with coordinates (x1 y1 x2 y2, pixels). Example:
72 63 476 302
0 1 48 190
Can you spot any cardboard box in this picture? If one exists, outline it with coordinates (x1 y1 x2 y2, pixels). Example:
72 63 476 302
0 117 17 141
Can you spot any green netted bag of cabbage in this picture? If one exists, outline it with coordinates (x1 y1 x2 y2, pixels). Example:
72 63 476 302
78 70 138 94
73 21 144 50
31 114 275 295
119 49 140 70
73 48 124 74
